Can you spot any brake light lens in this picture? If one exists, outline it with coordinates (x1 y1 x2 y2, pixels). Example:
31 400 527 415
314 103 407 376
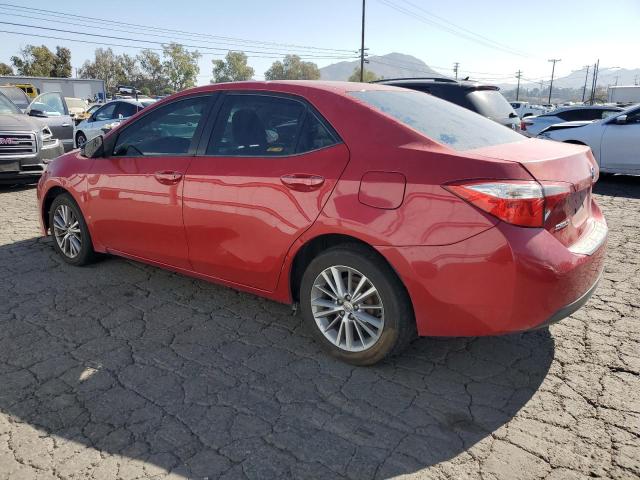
520 120 527 131
444 180 571 227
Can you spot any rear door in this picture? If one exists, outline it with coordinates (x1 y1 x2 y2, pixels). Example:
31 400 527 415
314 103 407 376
183 92 349 291
600 108 640 172
28 92 74 150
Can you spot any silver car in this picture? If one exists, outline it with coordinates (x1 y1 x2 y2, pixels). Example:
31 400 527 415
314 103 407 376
521 105 622 137
74 98 156 148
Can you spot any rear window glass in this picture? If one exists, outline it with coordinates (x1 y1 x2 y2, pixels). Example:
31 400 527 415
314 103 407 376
466 90 516 120
349 90 522 151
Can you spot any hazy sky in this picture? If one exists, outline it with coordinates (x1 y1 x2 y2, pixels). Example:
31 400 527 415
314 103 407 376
0 0 638 85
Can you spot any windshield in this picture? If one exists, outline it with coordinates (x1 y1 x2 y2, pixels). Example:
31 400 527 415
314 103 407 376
466 90 516 120
349 90 522 151
0 93 21 114
65 98 87 110
0 87 29 110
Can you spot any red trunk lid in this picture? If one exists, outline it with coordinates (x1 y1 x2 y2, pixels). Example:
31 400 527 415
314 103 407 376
470 139 597 247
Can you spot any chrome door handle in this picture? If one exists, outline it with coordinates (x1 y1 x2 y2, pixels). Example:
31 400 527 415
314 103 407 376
62 123 71 127
280 174 325 192
154 171 183 185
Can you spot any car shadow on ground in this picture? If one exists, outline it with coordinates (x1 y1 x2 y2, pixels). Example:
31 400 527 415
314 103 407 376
0 235 555 479
594 174 640 199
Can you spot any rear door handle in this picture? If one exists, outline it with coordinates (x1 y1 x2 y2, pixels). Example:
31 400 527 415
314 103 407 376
154 170 183 185
280 174 325 192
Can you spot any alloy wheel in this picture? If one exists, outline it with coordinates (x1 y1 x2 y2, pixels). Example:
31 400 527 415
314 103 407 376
52 204 82 258
310 265 384 352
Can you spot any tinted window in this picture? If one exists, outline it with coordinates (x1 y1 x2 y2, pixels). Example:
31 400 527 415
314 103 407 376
94 103 117 121
113 96 207 157
296 111 338 153
0 93 20 114
115 102 138 118
350 90 522 151
207 95 307 156
0 87 29 110
466 90 515 120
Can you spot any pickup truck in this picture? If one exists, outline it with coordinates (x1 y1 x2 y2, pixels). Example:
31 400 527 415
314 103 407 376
510 101 548 118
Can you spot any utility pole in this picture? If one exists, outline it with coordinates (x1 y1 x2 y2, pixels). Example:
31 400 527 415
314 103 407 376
453 62 459 80
359 0 366 82
547 59 561 104
590 59 599 104
581 65 590 103
515 70 522 101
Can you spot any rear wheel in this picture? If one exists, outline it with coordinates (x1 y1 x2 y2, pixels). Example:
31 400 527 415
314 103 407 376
300 245 415 365
49 194 96 266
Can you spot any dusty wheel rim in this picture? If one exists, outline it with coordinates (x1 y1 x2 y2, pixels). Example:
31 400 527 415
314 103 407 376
77 135 87 147
311 265 384 352
52 204 82 258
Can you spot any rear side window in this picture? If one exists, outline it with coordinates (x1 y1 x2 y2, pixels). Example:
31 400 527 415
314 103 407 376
207 94 338 156
115 102 138 118
466 90 516 120
350 90 522 151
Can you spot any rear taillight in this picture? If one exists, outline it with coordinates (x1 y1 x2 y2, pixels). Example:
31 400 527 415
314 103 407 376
443 180 571 227
520 121 526 131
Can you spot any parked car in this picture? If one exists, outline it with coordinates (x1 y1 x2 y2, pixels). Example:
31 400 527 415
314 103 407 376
26 92 75 152
374 77 522 131
64 97 89 124
521 105 623 136
73 98 156 148
537 104 640 175
510 101 547 117
0 91 63 184
37 81 607 365
0 85 31 112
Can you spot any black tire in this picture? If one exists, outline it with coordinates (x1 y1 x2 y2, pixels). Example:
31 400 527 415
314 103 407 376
76 132 87 149
300 245 416 365
49 193 97 266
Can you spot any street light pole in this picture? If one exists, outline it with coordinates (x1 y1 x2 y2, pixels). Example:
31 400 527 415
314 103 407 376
547 59 561 104
359 0 366 82
515 70 522 101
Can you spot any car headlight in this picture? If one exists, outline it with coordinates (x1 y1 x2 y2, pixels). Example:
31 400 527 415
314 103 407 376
40 126 59 148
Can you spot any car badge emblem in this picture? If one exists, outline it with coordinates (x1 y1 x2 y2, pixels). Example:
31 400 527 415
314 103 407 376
0 138 17 145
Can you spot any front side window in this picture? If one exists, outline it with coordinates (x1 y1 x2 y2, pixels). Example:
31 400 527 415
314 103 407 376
113 96 208 157
350 90 522 151
31 93 66 116
114 102 138 119
94 103 117 121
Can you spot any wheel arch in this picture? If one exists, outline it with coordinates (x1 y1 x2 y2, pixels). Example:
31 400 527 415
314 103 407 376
42 186 70 231
288 233 414 316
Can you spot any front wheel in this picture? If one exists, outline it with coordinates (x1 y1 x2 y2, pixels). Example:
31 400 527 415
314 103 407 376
76 132 87 148
49 194 97 266
300 245 415 365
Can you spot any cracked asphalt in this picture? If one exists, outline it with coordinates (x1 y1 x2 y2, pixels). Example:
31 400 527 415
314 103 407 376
0 176 638 480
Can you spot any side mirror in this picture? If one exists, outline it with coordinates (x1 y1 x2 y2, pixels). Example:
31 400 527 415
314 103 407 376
28 109 47 118
81 135 104 158
615 115 628 125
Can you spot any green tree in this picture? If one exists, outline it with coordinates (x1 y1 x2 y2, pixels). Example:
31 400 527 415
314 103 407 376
211 51 254 83
264 55 320 80
137 49 168 95
51 47 72 77
78 48 123 94
0 63 13 75
116 53 141 88
162 43 200 91
348 67 379 83
11 45 71 77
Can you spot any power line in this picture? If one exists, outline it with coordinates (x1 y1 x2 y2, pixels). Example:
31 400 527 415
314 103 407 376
376 0 531 57
0 3 355 54
0 21 357 59
0 29 354 60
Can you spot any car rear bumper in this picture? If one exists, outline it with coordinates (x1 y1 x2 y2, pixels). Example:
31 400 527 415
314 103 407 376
378 201 607 336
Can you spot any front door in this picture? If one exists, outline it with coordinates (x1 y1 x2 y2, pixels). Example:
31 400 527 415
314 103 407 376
87 94 213 268
29 92 74 150
183 92 349 291
600 108 640 172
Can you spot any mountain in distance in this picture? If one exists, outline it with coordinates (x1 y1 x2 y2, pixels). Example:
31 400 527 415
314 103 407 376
497 67 640 91
320 52 445 81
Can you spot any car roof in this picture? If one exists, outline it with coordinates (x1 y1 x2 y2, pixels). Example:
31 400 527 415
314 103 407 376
195 80 401 95
373 77 500 90
549 105 623 114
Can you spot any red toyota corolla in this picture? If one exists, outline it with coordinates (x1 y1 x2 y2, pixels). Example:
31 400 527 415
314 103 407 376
37 81 607 365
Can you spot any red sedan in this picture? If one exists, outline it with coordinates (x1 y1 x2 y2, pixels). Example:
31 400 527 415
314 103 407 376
37 81 607 365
